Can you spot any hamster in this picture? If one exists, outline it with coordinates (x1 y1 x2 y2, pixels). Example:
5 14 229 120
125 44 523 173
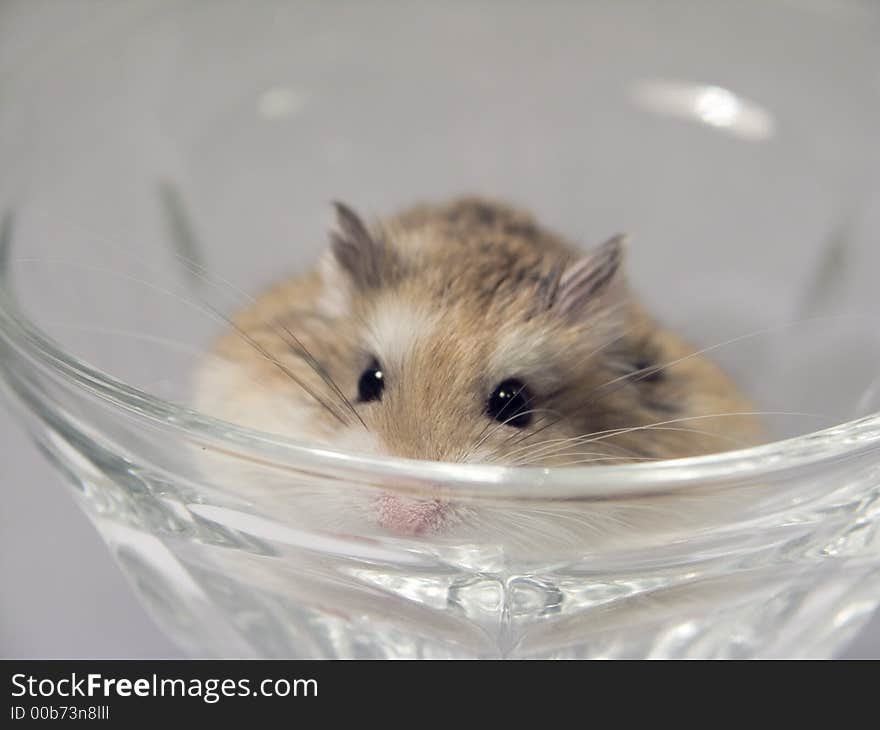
195 197 762 539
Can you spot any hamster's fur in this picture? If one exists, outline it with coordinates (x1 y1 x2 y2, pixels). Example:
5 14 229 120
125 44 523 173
195 197 762 539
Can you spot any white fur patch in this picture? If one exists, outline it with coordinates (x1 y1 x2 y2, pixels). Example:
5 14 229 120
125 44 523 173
316 251 350 319
488 325 567 394
194 355 319 441
195 356 384 456
364 297 436 369
393 228 433 257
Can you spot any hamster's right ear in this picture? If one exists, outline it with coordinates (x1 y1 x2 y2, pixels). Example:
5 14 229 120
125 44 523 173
328 202 400 291
550 234 628 320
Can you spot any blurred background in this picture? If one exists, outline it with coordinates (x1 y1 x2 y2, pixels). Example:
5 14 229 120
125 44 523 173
1 0 879 656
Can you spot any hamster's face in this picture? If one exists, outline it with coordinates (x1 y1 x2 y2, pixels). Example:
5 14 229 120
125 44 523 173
196 199 760 537
331 288 643 467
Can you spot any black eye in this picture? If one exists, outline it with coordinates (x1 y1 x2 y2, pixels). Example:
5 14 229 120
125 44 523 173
357 359 385 402
633 358 664 383
486 378 533 428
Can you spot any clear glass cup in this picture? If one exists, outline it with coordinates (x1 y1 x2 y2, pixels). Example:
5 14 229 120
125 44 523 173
1 0 879 658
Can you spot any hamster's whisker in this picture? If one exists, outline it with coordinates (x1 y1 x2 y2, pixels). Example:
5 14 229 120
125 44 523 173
469 325 634 455
563 411 823 449
34 321 296 401
600 424 754 449
574 323 638 366
37 320 209 357
501 407 574 451
510 451 650 467
480 510 575 547
513 318 848 446
153 229 367 430
468 380 535 446
268 316 367 430
46 201 364 429
505 423 752 464
494 325 637 453
488 506 631 545
584 319 849 414
503 433 642 462
213 311 352 426
515 455 659 467
503 431 611 458
464 407 562 460
508 408 818 464
14 256 352 424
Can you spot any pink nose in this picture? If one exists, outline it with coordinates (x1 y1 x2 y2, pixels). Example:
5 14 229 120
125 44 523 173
376 495 449 535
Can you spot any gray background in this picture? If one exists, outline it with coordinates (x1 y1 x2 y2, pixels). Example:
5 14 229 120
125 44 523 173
2 0 880 657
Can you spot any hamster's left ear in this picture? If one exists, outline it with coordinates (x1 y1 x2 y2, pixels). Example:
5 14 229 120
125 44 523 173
547 234 628 319
328 201 401 290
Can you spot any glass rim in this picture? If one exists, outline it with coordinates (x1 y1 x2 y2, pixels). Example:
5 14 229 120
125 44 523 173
2 226 880 500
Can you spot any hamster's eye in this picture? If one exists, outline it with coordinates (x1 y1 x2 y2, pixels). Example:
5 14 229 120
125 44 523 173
357 359 385 403
633 358 664 383
486 379 533 428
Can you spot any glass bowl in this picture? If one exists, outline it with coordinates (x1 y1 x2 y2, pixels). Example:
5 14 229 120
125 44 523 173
1 0 879 658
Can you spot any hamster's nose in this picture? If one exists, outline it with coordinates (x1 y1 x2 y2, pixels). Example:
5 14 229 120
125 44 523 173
376 494 450 536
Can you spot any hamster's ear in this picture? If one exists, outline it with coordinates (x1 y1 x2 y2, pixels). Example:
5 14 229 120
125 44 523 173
328 201 399 290
549 234 627 319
